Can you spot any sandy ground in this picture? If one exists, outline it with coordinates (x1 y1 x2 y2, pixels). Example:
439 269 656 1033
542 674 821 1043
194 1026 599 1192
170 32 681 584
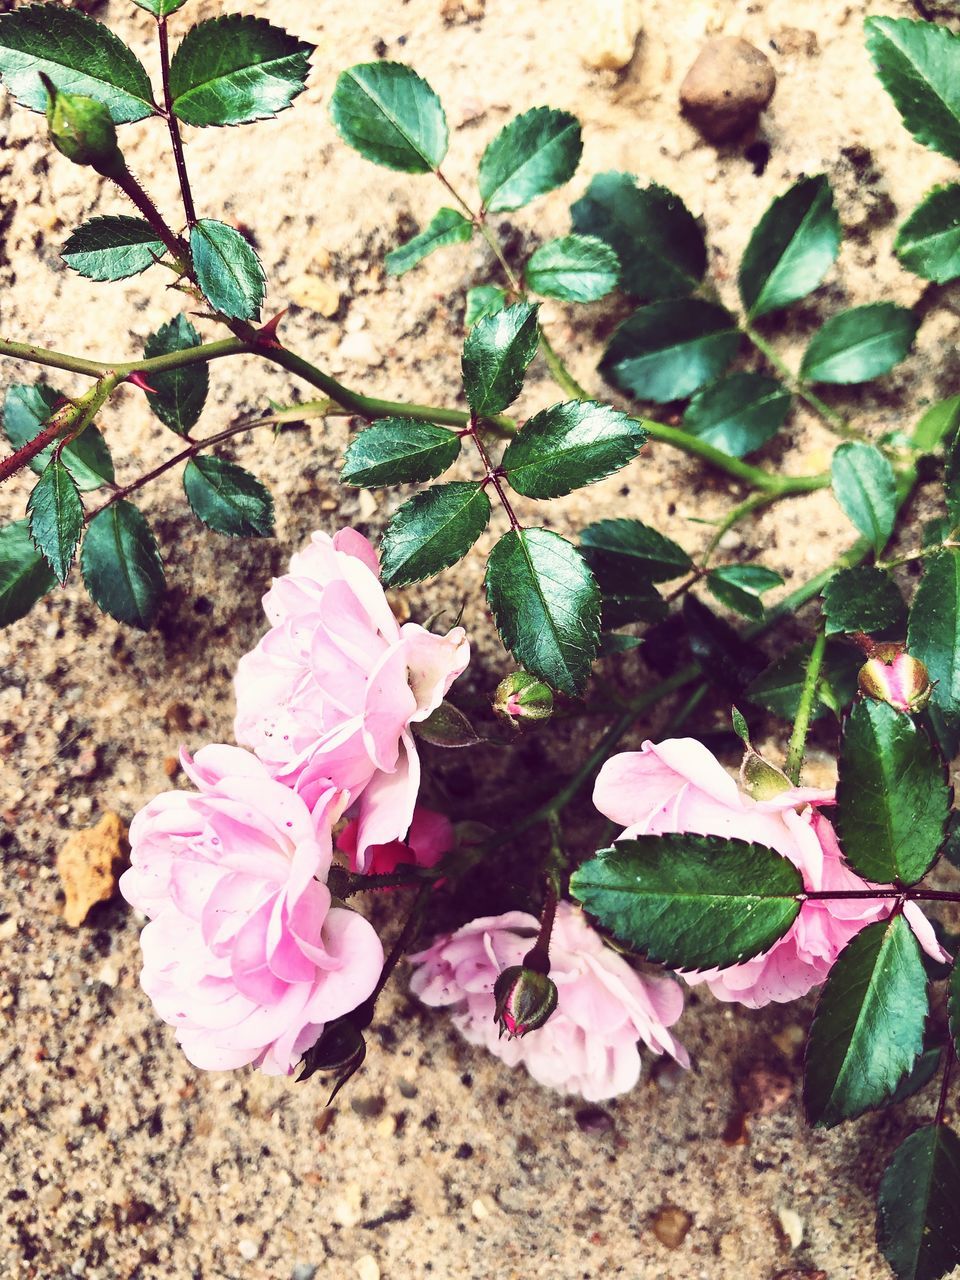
3 0 960 1276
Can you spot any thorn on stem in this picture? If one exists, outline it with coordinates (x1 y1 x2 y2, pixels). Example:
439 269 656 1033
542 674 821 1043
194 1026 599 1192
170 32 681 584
126 371 158 395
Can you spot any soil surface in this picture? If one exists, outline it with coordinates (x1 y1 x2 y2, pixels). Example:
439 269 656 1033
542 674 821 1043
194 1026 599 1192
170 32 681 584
3 1 960 1277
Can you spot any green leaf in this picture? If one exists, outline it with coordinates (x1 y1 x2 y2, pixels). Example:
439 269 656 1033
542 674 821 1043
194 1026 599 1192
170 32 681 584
945 424 960 530
877 1124 960 1280
131 0 190 15
329 61 447 174
485 528 600 695
738 175 840 319
831 441 897 553
380 482 490 587
866 16 960 162
821 565 907 637
942 810 960 871
341 418 461 487
706 564 783 621
600 299 740 403
803 915 928 1127
836 699 949 885
598 632 644 656
0 519 57 627
0 5 154 123
26 457 83 585
142 314 208 437
896 185 960 284
61 216 165 282
801 303 918 385
465 285 506 328
183 456 274 538
570 834 802 970
478 107 581 213
501 400 646 499
570 172 707 300
385 207 472 276
3 383 113 492
683 373 791 458
949 959 960 1057
412 701 482 748
524 235 619 303
746 640 861 721
908 549 960 717
461 301 539 417
598 579 667 630
80 501 164 628
580 518 692 583
683 595 768 695
168 16 313 127
913 394 960 454
190 219 265 321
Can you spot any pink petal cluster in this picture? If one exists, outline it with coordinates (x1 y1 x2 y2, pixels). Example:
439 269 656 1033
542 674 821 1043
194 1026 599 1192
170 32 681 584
336 805 453 877
409 901 688 1101
593 738 946 1007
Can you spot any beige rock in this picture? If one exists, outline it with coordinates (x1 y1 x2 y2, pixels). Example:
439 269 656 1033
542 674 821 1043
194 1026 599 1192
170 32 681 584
651 1205 692 1249
355 1256 381 1280
680 37 776 144
288 274 341 317
581 0 642 71
56 811 126 927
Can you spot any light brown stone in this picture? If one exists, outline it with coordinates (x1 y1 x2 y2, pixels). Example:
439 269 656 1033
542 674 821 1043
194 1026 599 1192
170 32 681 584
56 811 126 927
680 37 776 144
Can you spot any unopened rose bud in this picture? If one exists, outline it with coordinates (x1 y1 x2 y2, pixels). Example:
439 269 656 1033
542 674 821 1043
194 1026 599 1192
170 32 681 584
493 965 558 1039
297 1016 367 1102
493 672 554 726
41 74 122 174
858 645 932 714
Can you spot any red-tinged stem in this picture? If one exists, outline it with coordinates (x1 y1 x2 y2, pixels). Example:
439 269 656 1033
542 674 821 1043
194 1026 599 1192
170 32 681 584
109 160 190 265
158 15 197 227
801 889 960 902
523 877 559 975
467 412 521 530
0 403 76 484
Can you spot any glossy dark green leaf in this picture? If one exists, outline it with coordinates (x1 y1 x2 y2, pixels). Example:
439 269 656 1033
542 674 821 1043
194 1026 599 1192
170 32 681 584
949 959 960 1059
914 394 960 454
945 424 960 530
26 457 82 584
501 400 646 499
821 565 907 637
600 300 740 403
485 528 600 695
598 632 644 656
801 303 918 385
80 501 164 628
570 172 706 299
142 314 208 437
836 699 949 884
341 418 461 487
683 595 768 694
190 219 265 321
877 1124 960 1280
412 701 482 748
682 373 791 459
478 107 581 213
746 640 861 721
866 17 960 162
831 441 897 553
738 175 840 319
896 184 960 283
183 456 274 538
385 207 472 276
0 519 57 627
524 235 619 302
465 285 506 328
168 16 313 127
570 834 802 970
61 216 165 281
707 564 783 620
461 301 539 417
3 383 113 492
908 549 960 717
330 61 447 173
598 580 667 630
941 810 960 872
0 5 154 122
380 482 490 587
131 0 190 15
580 518 692 583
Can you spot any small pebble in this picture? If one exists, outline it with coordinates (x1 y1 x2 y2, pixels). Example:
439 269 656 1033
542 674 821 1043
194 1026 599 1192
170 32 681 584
580 0 642 71
290 1267 319 1280
355 1256 380 1280
471 1195 496 1220
735 1060 793 1117
238 1239 259 1262
680 38 776 144
575 1106 615 1134
777 1206 804 1250
651 1205 692 1249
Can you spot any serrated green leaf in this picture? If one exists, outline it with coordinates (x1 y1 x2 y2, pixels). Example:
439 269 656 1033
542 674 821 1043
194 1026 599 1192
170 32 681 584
683 373 791 459
877 1124 960 1280
908 549 960 717
131 0 190 15
341 418 461 487
821 565 907 636
600 299 740 403
598 580 667 630
461 301 539 417
0 519 57 627
142 314 208 437
478 107 581 213
190 219 265 321
913 394 960 454
598 632 644 656
570 172 707 300
739 175 840 319
485 528 599 695
26 457 82 585
945 424 960 530
746 640 861 721
570 834 802 970
524 235 619 302
182 456 273 538
3 383 113 492
896 184 960 284
801 303 918 385
61 216 165 282
80 501 164 628
465 285 506 328
168 16 313 127
836 699 949 884
0 5 155 123
330 61 447 174
385 207 472 276
706 564 783 620
380 482 490 587
866 16 960 163
831 441 897 553
580 518 692 583
412 701 482 748
501 400 646 499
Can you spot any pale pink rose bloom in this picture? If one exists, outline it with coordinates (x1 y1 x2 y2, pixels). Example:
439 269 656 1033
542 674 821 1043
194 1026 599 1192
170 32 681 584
336 805 454 877
120 744 383 1075
593 738 948 1008
233 528 469 872
409 901 688 1101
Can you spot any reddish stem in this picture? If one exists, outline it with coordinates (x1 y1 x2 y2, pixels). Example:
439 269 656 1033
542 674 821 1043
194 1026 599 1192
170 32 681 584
158 15 197 227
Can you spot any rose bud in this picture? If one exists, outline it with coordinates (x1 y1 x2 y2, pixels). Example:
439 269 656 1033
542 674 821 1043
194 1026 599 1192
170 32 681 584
40 74 123 174
493 672 554 726
493 965 558 1039
297 1016 367 1103
857 645 932 714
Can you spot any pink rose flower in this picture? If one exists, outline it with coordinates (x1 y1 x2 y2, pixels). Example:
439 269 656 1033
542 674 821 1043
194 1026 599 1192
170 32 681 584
336 805 454 877
120 744 383 1075
233 528 469 872
409 901 688 1101
593 738 947 1008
